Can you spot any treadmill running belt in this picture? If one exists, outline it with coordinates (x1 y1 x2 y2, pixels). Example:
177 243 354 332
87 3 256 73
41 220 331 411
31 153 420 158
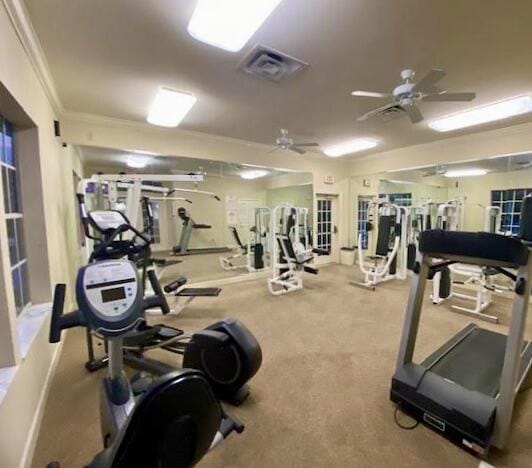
427 328 507 397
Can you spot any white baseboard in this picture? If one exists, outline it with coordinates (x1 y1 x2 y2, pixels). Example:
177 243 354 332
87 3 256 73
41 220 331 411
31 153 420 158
19 339 64 468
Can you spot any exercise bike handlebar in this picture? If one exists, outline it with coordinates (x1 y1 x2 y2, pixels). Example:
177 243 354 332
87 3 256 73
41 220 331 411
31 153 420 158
49 283 86 343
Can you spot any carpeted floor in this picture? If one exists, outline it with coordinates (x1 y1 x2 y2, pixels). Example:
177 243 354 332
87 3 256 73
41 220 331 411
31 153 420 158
31 265 532 468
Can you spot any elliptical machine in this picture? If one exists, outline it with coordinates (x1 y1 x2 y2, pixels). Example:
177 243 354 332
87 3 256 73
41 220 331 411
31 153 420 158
48 259 244 467
76 196 262 405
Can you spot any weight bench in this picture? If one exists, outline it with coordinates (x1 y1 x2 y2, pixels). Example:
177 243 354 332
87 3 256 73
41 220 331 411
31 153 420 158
160 276 222 314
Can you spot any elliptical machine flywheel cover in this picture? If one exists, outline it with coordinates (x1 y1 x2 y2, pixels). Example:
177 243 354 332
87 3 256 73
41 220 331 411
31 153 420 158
182 318 262 401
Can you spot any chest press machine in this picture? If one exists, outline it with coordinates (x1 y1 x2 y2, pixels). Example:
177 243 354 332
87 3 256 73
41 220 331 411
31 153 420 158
267 204 326 296
352 199 409 290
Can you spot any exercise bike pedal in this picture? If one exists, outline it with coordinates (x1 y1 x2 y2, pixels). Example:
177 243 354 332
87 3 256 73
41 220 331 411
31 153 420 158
155 325 183 339
130 371 154 396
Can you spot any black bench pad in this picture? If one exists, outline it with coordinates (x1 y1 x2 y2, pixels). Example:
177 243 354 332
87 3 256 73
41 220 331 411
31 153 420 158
177 287 222 297
419 230 529 266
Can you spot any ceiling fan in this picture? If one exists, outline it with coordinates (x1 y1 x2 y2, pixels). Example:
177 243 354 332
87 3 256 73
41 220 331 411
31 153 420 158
422 165 447 177
271 129 319 155
352 68 476 124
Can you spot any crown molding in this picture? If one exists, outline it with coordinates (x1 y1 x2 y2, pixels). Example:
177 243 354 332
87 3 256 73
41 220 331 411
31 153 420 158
2 0 63 113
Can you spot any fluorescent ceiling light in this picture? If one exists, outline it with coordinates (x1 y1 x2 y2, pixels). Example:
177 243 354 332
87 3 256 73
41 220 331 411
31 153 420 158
240 169 269 180
429 95 532 132
187 0 283 52
444 168 487 178
124 149 162 156
127 156 148 168
387 179 416 185
324 139 378 157
147 87 197 127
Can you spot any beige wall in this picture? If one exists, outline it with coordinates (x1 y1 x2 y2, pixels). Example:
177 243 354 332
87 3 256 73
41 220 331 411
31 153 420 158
0 3 84 467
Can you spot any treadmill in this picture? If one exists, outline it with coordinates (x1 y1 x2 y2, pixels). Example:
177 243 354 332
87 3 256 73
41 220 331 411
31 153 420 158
173 207 231 256
391 196 532 456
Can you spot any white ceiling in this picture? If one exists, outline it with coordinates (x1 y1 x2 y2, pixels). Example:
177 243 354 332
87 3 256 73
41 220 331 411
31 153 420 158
25 0 532 157
78 145 300 179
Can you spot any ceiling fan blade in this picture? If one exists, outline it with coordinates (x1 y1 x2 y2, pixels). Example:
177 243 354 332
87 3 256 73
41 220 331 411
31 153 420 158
412 69 446 94
422 91 476 102
289 145 306 155
405 104 423 124
268 147 280 154
357 102 397 121
351 90 392 98
293 142 319 147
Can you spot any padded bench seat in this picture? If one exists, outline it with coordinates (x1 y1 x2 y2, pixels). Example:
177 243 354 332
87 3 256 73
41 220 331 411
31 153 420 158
419 230 529 267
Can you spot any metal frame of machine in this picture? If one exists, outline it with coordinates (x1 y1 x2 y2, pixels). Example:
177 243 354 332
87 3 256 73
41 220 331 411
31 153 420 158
391 221 532 455
352 198 409 290
268 203 322 295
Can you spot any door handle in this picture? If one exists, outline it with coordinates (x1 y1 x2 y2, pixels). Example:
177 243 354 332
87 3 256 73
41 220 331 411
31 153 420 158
333 225 338 234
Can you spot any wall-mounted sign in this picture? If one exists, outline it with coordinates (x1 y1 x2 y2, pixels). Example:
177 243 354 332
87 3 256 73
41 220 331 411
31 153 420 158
324 175 335 185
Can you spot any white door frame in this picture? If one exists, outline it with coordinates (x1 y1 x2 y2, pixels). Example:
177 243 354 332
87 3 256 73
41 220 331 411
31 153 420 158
315 194 340 265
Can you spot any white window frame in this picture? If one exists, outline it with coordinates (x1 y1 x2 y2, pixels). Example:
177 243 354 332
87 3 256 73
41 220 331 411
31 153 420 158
1 117 31 317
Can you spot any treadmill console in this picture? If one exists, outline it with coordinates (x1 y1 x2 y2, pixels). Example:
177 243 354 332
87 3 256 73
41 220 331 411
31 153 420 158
89 210 129 233
76 260 143 335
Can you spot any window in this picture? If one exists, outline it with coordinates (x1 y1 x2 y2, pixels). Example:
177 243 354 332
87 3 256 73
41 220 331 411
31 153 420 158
142 200 161 244
1 117 30 315
491 188 532 235
379 192 412 207
357 197 370 250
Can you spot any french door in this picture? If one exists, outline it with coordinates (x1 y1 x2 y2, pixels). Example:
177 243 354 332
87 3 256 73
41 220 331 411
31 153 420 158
316 195 339 264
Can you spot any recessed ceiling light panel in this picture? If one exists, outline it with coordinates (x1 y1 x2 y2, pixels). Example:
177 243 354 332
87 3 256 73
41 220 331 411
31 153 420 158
324 139 378 157
127 156 148 168
240 169 269 179
147 87 197 127
429 95 532 132
187 0 283 52
444 168 487 178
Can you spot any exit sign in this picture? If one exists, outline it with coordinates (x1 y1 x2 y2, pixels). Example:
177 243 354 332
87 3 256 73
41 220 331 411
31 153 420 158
324 175 335 184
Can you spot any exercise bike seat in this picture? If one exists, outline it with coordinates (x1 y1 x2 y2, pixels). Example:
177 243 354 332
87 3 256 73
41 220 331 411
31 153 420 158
88 370 222 468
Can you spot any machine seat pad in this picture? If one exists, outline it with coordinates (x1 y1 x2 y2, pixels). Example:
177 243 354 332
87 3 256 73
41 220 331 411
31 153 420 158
419 230 529 266
177 287 222 297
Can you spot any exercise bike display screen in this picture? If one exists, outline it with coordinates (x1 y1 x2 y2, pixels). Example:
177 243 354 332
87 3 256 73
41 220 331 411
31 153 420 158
101 287 126 303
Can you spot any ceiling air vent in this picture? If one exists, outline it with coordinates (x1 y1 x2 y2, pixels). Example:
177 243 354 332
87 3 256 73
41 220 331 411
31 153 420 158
239 45 309 83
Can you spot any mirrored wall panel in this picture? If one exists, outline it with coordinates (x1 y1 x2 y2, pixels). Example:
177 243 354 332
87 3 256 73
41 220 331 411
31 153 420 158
75 145 313 285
